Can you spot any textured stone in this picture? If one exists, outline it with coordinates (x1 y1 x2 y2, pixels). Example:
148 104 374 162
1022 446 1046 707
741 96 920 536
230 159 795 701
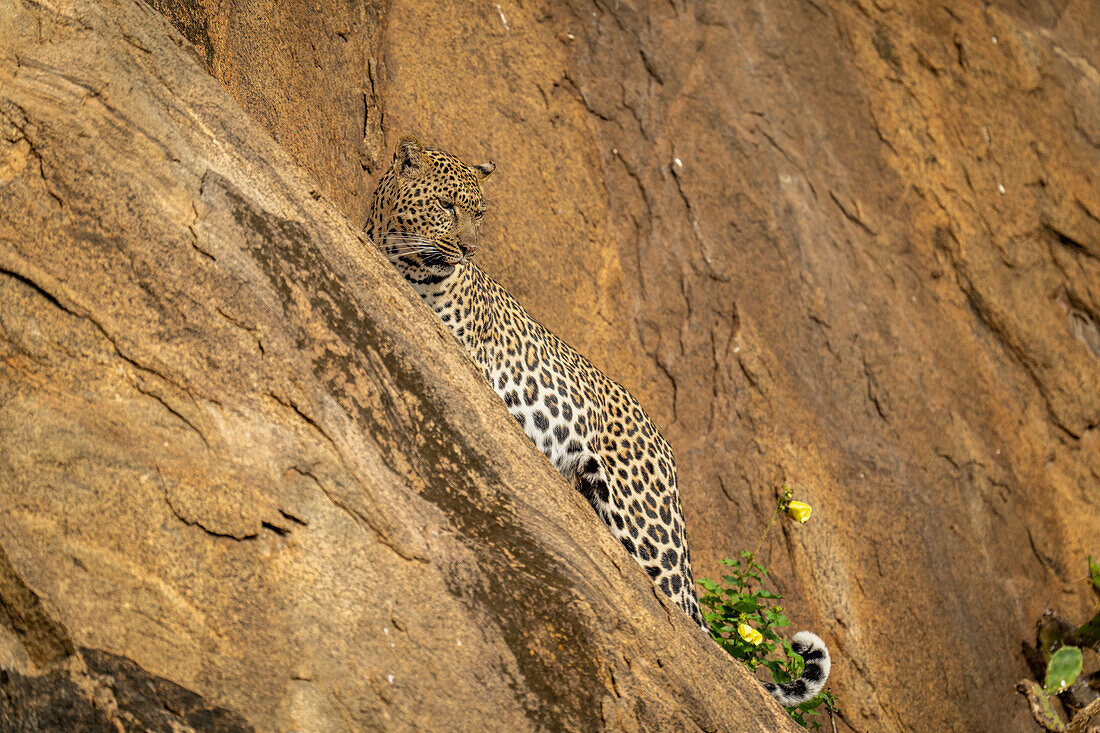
0 1 799 730
1 648 253 733
146 0 1100 731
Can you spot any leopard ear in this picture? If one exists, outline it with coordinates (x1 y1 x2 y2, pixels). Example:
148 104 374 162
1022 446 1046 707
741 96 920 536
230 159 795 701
472 161 495 179
394 135 425 179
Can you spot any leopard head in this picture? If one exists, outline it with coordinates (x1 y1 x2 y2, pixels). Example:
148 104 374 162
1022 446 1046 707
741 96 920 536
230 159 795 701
366 136 494 279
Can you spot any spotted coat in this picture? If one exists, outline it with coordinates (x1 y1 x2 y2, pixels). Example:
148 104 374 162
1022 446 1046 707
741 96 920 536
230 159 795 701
366 136 706 627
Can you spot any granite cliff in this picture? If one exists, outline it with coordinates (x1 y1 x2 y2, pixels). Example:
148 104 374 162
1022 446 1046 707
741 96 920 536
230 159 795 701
2 0 1098 731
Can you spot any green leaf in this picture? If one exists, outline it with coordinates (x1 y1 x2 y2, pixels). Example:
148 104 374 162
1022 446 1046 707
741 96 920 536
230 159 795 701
761 659 788 682
787 651 805 679
1089 555 1100 595
1043 646 1083 694
1073 608 1100 649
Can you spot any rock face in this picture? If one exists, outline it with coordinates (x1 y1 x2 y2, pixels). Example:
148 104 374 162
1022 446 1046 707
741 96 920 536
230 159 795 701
2 0 1098 732
0 1 799 731
144 0 1099 731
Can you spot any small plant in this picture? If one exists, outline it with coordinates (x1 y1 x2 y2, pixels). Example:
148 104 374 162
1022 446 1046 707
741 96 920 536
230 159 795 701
698 485 839 729
1018 555 1100 731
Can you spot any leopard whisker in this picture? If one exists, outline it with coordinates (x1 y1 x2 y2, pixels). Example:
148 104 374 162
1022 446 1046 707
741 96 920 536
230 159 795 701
382 238 438 251
384 244 436 254
385 250 437 262
384 233 437 246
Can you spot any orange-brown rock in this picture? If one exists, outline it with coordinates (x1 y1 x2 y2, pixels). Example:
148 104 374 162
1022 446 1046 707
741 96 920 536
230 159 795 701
3 0 1099 729
145 0 1099 731
0 1 800 730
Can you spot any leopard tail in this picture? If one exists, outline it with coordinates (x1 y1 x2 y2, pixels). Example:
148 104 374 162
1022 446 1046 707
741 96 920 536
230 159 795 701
761 631 831 706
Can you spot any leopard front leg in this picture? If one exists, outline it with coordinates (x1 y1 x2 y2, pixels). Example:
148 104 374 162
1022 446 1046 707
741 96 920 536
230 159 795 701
577 449 707 631
490 362 706 630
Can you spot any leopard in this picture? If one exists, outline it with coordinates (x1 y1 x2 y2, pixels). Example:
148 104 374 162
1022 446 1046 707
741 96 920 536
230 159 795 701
364 135 830 706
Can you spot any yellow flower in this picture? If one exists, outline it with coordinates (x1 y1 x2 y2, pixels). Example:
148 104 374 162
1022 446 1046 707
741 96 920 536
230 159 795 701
787 500 812 523
738 623 763 645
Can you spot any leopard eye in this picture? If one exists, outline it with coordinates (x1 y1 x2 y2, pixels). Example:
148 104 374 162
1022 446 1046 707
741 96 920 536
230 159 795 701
437 197 455 214
474 210 484 220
